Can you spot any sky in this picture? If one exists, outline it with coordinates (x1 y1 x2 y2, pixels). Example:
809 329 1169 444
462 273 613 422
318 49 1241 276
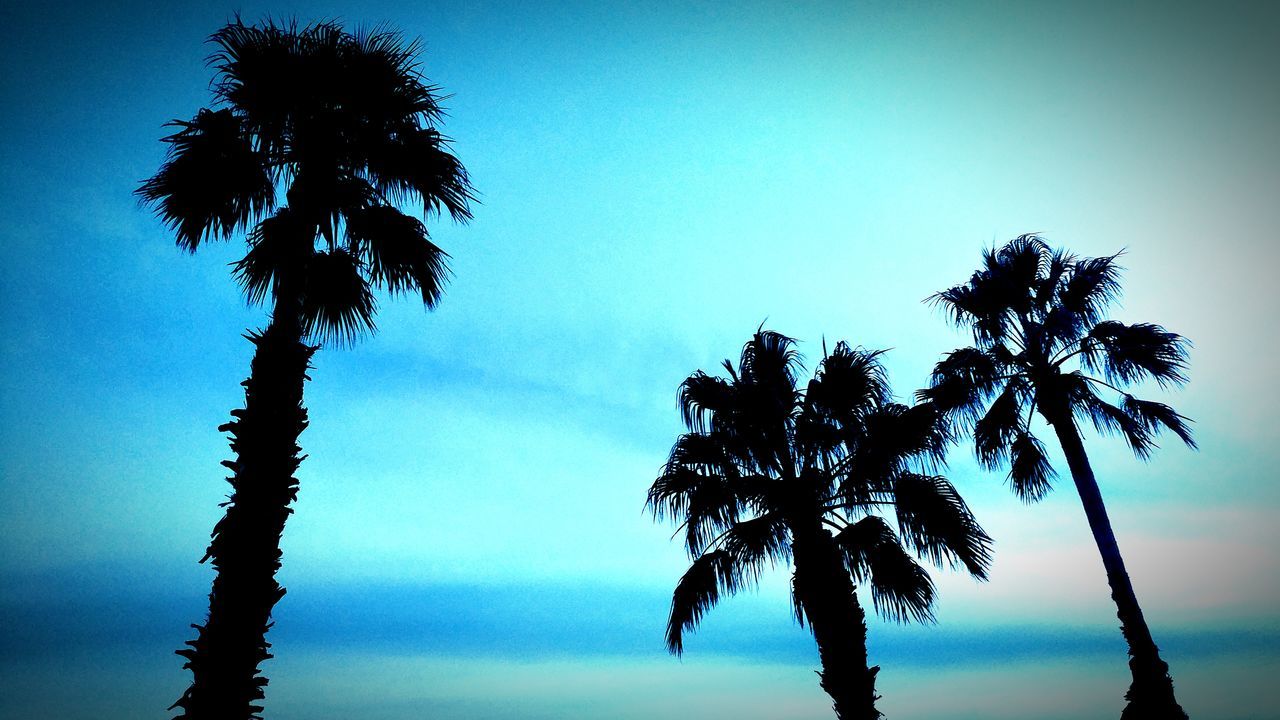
1 0 1278 717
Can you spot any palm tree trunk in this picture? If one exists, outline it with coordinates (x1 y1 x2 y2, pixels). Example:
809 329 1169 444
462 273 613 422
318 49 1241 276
1047 413 1188 720
170 302 315 720
792 526 882 720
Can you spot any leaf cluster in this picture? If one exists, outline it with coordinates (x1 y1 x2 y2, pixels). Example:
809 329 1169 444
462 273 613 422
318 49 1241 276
138 19 476 345
649 330 992 654
922 235 1195 499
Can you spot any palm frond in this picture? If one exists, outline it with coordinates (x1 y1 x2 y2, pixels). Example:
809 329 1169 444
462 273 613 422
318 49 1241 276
973 378 1026 469
366 128 475 222
1121 395 1197 450
664 432 740 478
835 516 936 624
917 347 1005 425
647 465 740 556
882 402 951 468
208 21 299 160
1058 253 1123 326
930 236 1047 345
1034 246 1075 311
793 409 844 466
1041 305 1087 354
1082 321 1190 388
721 513 791 567
666 550 747 655
1007 430 1056 502
678 372 735 434
738 329 804 401
348 26 443 124
344 204 451 306
845 403 950 503
233 210 314 305
286 174 378 244
647 463 726 521
298 249 377 346
1065 376 1156 459
892 474 992 579
806 342 889 423
137 108 273 250
995 234 1048 314
928 279 1012 346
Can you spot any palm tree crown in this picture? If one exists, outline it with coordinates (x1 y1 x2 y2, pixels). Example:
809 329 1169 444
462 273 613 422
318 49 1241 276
649 330 990 719
139 19 474 342
921 234 1195 498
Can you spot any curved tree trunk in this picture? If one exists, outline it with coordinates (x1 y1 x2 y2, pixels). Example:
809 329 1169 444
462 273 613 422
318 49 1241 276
1047 413 1188 720
171 306 314 720
792 525 881 720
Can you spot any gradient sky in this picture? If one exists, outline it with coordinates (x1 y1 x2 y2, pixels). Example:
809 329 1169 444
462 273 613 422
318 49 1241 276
1 1 1278 718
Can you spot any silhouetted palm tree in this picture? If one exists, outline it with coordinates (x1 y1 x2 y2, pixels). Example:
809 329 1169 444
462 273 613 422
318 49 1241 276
137 20 473 719
649 330 991 720
922 235 1193 719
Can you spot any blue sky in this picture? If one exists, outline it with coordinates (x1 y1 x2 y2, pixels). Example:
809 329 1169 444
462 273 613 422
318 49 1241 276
1 0 1278 717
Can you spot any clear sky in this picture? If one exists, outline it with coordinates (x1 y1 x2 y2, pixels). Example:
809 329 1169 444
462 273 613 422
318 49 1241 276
1 1 1277 718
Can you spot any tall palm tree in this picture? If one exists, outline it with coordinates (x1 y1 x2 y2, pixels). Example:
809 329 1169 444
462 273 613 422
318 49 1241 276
922 235 1193 719
648 330 992 720
137 20 473 719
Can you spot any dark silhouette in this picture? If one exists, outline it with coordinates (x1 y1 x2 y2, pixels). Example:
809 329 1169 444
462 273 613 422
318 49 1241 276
648 329 992 720
137 20 473 719
921 235 1193 719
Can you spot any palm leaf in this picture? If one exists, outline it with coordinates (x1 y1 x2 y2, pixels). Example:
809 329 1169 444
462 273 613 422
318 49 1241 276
233 210 314 305
666 550 747 655
994 234 1048 315
298 249 377 346
366 128 475 222
1034 246 1075 311
678 372 736 434
721 512 791 567
1058 253 1122 326
806 343 889 424
344 204 451 306
1066 377 1156 459
973 378 1026 469
1083 321 1190 388
1007 430 1056 502
892 473 992 578
1122 395 1197 449
137 108 273 250
648 465 740 556
929 279 1012 346
917 347 1004 424
835 516 936 624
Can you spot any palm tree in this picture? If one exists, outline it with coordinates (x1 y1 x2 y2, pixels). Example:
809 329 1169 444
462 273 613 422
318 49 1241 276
922 235 1193 719
137 20 473 719
648 330 992 720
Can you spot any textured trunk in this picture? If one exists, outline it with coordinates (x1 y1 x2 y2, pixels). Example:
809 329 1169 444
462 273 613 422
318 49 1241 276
171 300 314 719
791 524 881 720
1046 412 1188 720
